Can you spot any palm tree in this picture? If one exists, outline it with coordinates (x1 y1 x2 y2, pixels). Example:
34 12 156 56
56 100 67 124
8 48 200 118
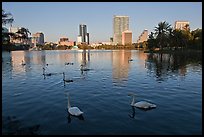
147 32 157 50
2 9 14 26
2 10 14 47
171 30 183 50
154 21 172 50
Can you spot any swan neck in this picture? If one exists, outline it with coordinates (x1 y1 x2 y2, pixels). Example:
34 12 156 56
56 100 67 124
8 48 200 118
63 73 65 80
68 94 71 109
131 95 135 105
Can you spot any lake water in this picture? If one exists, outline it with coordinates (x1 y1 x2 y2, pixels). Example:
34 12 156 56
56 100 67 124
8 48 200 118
2 50 202 135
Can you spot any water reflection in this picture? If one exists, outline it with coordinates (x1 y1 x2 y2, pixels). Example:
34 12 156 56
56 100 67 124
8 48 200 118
67 113 85 124
81 49 90 67
145 51 202 81
128 106 136 119
112 50 131 84
2 116 40 135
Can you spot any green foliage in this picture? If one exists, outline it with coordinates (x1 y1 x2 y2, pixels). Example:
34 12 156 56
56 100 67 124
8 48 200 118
146 21 202 51
2 9 14 26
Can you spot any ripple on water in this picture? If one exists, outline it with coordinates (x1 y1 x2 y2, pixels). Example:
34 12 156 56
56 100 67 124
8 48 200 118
2 50 202 135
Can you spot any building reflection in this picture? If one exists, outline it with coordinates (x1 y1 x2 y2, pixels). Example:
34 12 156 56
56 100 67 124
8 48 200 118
11 51 28 74
81 49 90 68
112 50 131 84
56 51 73 65
32 51 46 66
10 51 48 74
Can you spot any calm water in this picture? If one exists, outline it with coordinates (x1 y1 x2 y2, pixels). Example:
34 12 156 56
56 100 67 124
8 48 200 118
2 50 202 135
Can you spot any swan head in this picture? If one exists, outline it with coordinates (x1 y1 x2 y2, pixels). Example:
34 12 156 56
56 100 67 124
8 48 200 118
128 93 136 96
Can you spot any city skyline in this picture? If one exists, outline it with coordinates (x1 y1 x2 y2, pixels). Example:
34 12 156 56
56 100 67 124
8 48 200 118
2 2 202 43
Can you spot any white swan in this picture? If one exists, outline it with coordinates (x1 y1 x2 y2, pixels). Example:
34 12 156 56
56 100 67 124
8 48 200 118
67 93 83 116
65 62 74 65
80 65 91 71
128 57 133 62
43 67 52 76
21 60 26 66
63 72 73 83
128 93 156 110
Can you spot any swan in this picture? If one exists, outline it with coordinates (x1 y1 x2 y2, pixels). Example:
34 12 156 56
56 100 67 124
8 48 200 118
21 60 26 66
80 65 91 71
65 62 74 65
63 72 73 83
43 67 52 76
67 93 83 116
128 93 156 110
128 57 133 62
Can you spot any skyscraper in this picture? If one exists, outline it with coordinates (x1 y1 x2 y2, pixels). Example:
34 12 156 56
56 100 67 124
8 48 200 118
79 24 87 43
113 15 129 45
137 29 148 43
32 32 44 45
122 30 132 45
78 24 89 44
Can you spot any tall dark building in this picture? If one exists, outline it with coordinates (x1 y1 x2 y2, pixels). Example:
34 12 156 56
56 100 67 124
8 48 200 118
86 33 89 45
78 24 89 44
79 24 87 43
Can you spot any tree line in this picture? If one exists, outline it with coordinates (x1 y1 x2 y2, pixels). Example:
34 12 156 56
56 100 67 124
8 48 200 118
2 9 31 50
147 21 202 51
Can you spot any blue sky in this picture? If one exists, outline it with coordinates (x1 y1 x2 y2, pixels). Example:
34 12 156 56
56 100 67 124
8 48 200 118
2 2 202 43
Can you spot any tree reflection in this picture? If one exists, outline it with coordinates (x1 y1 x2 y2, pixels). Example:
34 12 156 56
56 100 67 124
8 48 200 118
145 51 202 81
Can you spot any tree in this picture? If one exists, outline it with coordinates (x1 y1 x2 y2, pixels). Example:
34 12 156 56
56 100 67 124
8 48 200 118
147 32 157 50
171 30 184 50
190 28 202 50
2 9 14 26
183 24 190 31
13 27 31 44
154 21 172 50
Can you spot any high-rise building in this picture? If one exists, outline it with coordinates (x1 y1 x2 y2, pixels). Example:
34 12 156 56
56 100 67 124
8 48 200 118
78 24 89 45
79 24 87 42
122 30 132 45
174 21 190 30
77 35 82 44
137 29 148 43
113 15 129 45
32 32 44 45
86 33 89 45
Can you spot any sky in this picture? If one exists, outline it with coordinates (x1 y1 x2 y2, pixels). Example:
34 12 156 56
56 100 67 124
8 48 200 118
2 2 202 43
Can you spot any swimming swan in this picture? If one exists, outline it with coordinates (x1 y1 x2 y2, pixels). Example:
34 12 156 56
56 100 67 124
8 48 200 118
128 57 133 62
80 65 91 71
21 60 26 66
67 93 83 116
43 67 52 76
128 93 156 110
65 62 74 65
63 72 73 83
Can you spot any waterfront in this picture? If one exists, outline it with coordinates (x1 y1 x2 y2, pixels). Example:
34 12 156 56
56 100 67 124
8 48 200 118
2 50 202 135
